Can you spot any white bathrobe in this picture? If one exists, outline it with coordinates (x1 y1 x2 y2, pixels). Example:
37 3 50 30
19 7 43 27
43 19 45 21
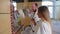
21 26 34 34
37 20 52 34
42 21 52 34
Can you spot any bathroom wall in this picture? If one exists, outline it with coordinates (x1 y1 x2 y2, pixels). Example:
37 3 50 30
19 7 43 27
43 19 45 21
0 0 11 34
55 1 60 20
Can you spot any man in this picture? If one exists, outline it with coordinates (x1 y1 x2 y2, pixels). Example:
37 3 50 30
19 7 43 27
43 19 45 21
31 3 41 34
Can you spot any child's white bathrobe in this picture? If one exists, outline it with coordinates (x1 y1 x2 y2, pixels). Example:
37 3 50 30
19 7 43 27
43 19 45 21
21 26 34 34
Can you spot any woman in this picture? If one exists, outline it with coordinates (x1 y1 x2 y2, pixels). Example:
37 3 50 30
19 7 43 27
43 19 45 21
37 6 52 34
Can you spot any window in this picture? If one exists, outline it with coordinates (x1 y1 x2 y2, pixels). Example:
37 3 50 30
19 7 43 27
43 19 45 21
28 0 42 2
42 1 53 18
13 1 17 10
13 0 24 3
55 1 60 19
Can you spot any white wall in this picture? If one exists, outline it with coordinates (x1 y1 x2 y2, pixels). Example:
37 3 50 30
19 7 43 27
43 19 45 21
55 1 60 20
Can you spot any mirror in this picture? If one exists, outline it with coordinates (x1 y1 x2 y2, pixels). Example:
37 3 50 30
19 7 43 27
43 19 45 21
10 0 42 34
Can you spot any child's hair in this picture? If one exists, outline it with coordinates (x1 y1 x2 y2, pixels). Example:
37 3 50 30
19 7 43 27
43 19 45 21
38 6 51 22
24 25 32 30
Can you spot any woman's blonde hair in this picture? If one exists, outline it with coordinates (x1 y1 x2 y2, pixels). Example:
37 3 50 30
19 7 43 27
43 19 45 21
38 6 51 22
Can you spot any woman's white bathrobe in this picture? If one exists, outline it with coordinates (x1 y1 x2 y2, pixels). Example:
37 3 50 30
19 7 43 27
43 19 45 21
37 20 52 34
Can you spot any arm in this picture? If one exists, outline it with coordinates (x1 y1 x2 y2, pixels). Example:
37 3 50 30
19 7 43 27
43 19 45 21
31 18 37 26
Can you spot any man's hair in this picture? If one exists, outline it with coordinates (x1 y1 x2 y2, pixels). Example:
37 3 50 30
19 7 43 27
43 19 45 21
35 3 38 7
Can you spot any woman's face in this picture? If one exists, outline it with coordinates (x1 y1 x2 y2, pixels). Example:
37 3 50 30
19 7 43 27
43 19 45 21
37 12 43 18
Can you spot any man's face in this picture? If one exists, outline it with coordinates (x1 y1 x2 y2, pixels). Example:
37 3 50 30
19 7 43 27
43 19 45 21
32 4 37 11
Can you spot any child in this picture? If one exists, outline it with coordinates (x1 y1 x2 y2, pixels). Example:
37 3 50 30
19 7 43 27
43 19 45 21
21 25 34 34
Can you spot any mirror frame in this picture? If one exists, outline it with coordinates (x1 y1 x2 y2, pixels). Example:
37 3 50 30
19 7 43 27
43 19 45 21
10 0 21 34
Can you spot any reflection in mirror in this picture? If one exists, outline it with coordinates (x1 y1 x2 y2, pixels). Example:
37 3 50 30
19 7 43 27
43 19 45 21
11 0 41 34
10 1 21 33
12 1 20 31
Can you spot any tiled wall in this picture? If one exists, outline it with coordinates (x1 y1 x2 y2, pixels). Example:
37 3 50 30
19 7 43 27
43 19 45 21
17 2 42 9
0 0 11 34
